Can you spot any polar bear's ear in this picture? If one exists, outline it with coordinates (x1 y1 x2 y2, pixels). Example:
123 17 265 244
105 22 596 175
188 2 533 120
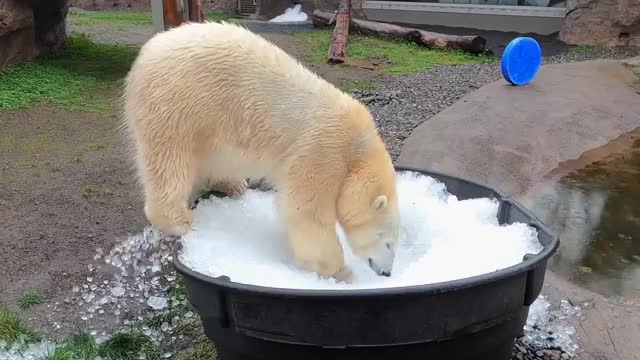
373 195 388 212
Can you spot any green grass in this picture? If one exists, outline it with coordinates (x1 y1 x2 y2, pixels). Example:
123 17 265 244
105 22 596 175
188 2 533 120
339 78 378 92
295 30 494 75
0 306 41 346
176 336 217 360
570 44 603 53
60 328 99 360
68 10 238 27
97 331 161 360
19 290 45 310
83 184 113 198
206 11 241 22
0 34 138 111
74 143 107 162
68 11 153 26
41 347 72 360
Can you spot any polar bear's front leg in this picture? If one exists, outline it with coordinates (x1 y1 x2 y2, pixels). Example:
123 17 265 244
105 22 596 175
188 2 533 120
277 162 351 282
285 214 349 281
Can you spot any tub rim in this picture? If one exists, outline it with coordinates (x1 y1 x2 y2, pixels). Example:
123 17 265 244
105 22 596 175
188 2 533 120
173 165 559 298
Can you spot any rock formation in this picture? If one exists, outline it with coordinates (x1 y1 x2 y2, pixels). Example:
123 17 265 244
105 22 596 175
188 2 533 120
0 0 69 69
560 0 640 47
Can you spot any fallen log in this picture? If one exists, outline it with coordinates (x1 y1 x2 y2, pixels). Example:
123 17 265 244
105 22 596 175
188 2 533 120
327 0 351 64
312 10 486 53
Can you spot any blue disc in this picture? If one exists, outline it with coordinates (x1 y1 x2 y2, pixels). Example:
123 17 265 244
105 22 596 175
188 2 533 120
501 37 542 86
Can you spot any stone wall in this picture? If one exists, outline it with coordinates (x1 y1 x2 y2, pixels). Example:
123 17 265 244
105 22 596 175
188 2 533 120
1 0 69 69
560 0 640 47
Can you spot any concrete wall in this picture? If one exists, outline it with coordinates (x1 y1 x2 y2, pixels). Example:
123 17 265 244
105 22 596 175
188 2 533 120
363 1 566 35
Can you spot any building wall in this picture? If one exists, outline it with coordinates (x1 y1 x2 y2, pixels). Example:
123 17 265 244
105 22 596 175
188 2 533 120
363 1 565 35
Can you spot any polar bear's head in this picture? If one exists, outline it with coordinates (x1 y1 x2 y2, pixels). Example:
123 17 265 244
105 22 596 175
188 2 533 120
337 134 400 277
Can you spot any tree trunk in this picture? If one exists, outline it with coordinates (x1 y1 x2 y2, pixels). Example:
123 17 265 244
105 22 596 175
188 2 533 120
313 10 486 53
31 0 69 51
327 0 351 64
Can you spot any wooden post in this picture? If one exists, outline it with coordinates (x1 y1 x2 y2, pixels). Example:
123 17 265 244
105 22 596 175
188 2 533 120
154 0 205 32
327 0 351 64
187 0 205 23
162 0 185 29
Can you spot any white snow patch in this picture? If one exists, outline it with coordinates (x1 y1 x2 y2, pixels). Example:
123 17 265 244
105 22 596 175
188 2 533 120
269 4 309 23
179 171 544 290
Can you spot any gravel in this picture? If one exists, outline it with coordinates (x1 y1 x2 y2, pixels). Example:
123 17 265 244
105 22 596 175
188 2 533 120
351 46 640 160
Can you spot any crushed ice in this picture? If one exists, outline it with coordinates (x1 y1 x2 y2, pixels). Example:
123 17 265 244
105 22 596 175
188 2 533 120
179 171 544 289
524 295 581 356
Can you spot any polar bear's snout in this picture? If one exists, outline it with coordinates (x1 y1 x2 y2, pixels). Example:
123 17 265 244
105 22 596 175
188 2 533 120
367 240 396 277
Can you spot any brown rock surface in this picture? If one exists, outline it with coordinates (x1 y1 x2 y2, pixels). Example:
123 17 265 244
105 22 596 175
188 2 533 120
0 0 37 69
1 0 69 69
560 0 640 47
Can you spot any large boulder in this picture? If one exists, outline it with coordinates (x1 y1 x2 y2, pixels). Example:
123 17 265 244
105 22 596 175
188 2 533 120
560 0 640 47
0 0 38 69
1 0 69 69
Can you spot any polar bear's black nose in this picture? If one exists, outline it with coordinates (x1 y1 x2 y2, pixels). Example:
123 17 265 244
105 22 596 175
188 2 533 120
369 258 392 277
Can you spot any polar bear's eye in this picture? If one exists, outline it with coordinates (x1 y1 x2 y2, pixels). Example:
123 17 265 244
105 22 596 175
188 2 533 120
385 242 391 250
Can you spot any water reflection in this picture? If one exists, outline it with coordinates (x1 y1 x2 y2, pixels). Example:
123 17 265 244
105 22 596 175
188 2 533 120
524 143 640 297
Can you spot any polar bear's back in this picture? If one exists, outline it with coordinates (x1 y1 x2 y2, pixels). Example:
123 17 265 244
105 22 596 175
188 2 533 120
124 21 347 136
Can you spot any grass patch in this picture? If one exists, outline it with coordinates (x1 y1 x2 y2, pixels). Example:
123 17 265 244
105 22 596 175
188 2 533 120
68 11 153 26
97 331 161 360
60 328 99 360
68 10 238 26
74 143 106 162
339 78 378 92
42 347 72 360
0 34 138 111
206 11 241 22
295 30 494 75
0 306 41 346
48 164 63 173
176 336 217 360
19 290 45 310
83 184 113 198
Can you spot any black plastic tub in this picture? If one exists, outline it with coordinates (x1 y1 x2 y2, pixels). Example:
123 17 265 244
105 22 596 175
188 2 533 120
174 166 559 360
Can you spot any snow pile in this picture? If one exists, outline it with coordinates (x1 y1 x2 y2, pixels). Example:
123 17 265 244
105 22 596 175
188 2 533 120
269 4 309 23
179 171 544 290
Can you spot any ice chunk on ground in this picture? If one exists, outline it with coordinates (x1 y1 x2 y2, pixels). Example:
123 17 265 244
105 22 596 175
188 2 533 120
179 171 544 290
147 296 168 310
269 4 309 23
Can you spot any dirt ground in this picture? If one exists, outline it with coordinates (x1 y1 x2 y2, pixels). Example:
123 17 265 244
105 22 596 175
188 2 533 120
0 102 145 307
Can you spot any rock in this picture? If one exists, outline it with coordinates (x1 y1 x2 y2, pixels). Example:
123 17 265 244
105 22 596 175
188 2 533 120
0 0 69 69
622 56 640 77
0 0 37 69
560 0 640 47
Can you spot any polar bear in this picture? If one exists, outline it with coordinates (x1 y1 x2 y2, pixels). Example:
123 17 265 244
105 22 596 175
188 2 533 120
122 21 399 280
